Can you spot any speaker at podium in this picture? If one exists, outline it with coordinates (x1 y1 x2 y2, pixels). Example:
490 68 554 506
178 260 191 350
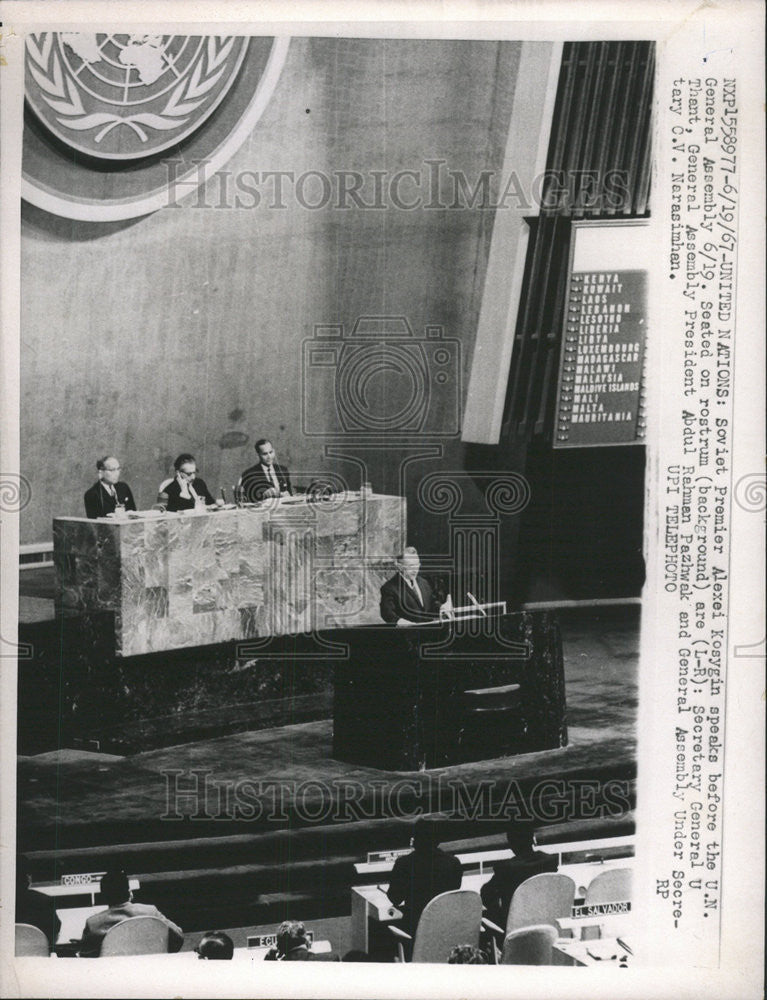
332 610 567 771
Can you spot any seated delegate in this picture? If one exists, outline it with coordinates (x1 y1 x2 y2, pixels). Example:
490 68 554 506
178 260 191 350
480 820 558 929
238 438 293 502
78 868 183 957
264 921 340 961
84 456 137 519
157 454 215 512
386 818 463 940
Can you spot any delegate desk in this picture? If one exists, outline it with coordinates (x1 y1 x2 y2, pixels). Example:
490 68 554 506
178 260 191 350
350 837 634 952
52 910 333 958
333 611 566 769
351 869 632 955
54 493 405 656
552 935 632 966
35 876 141 908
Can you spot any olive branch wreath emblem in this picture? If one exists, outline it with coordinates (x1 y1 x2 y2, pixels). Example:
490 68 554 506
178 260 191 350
26 33 236 145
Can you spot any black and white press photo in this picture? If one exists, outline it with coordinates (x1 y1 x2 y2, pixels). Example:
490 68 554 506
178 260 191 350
0 3 763 998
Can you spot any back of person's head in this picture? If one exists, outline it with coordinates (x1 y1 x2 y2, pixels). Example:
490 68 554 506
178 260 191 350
196 931 234 960
276 920 307 955
412 817 439 851
342 949 370 962
448 944 487 964
506 819 536 854
99 868 131 906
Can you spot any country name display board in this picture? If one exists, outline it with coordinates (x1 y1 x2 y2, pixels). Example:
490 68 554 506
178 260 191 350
554 268 648 448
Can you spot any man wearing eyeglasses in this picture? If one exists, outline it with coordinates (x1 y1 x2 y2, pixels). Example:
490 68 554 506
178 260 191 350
157 453 216 512
84 456 137 519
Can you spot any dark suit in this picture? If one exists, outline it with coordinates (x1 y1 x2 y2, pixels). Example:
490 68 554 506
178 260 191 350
84 481 137 519
160 476 215 512
387 846 463 938
240 462 293 502
480 850 559 929
16 886 62 949
380 572 440 624
79 901 184 957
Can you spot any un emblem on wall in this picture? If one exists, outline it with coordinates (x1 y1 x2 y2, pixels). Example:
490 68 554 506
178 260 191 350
22 33 290 220
25 33 249 160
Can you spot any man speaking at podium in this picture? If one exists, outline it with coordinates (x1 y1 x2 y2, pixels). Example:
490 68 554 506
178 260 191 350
380 546 452 626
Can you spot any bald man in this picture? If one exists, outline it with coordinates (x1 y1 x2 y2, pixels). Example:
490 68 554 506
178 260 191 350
380 547 451 625
84 456 137 518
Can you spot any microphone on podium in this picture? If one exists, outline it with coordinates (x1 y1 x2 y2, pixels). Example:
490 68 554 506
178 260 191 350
466 592 487 617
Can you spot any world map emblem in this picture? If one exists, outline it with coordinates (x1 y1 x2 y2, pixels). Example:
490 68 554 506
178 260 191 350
25 33 250 160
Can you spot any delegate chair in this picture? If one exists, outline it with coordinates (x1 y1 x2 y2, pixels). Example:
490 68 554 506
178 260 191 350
15 924 51 957
501 924 558 966
506 873 576 934
99 916 171 957
584 867 633 905
389 890 483 963
483 873 575 963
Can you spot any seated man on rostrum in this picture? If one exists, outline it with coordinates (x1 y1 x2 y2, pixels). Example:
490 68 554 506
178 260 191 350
157 453 215 512
379 546 452 625
79 868 184 957
239 438 293 502
84 456 137 519
480 819 558 929
386 818 463 941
